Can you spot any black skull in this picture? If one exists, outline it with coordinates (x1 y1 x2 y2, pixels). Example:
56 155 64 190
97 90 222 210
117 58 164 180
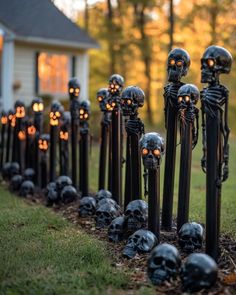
177 84 200 109
140 133 165 170
167 48 190 82
2 162 20 181
68 77 81 99
123 229 158 259
61 185 77 204
181 253 218 293
108 74 124 97
201 45 232 84
124 200 148 233
121 86 145 116
31 97 44 113
97 198 121 212
78 196 96 217
108 216 125 243
56 176 73 197
19 180 35 197
148 243 181 285
79 100 91 122
95 189 112 203
38 134 50 153
50 101 64 126
178 222 204 253
14 100 26 118
95 203 121 228
10 175 23 191
45 182 59 206
97 88 109 112
23 168 36 182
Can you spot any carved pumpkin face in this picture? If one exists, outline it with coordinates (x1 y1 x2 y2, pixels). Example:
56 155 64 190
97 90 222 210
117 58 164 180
27 125 36 136
15 106 25 118
38 136 49 152
49 111 61 126
79 108 89 121
32 102 44 113
18 130 26 141
59 131 69 141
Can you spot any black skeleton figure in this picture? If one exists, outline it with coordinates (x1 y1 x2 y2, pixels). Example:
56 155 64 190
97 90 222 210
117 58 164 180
108 74 125 205
162 48 191 231
121 86 145 205
176 84 200 231
69 77 81 188
200 45 232 261
140 133 165 237
79 100 91 197
97 88 112 190
59 111 70 176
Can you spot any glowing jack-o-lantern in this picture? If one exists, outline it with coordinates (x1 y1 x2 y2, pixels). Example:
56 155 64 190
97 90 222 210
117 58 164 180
50 102 64 126
1 115 8 125
18 130 26 141
15 101 26 118
27 125 36 136
38 134 50 152
60 131 69 141
32 98 44 113
79 100 91 122
108 74 124 96
68 78 81 99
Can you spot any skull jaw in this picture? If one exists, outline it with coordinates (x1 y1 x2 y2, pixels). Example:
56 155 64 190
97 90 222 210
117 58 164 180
96 218 112 229
143 159 158 170
108 232 123 243
126 220 144 233
181 276 208 293
123 246 137 259
148 269 171 285
79 208 94 218
168 70 183 83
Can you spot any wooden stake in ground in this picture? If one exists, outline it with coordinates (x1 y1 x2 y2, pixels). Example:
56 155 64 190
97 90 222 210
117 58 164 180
38 134 50 188
176 84 199 232
59 112 70 176
5 110 15 163
0 111 8 170
25 120 36 169
200 45 232 262
162 48 190 230
140 132 165 237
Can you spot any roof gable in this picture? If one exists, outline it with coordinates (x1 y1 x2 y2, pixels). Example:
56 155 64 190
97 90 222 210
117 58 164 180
0 0 98 49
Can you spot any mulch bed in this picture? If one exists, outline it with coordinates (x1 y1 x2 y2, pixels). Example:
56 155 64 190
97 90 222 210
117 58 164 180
6 185 236 294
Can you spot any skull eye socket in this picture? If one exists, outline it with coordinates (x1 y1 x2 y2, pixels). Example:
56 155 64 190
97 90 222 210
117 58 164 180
55 111 60 117
169 59 175 66
176 60 183 67
115 85 119 89
75 88 80 93
98 96 103 102
185 96 190 102
178 96 183 103
153 257 163 265
153 149 160 157
127 99 132 105
80 109 85 115
125 210 131 216
69 88 74 93
134 209 141 216
142 148 149 155
166 260 176 269
104 212 110 217
207 59 215 67
84 113 89 119
111 102 116 107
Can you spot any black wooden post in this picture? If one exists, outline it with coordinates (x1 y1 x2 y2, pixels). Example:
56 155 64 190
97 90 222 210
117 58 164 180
78 100 90 197
68 78 81 188
124 133 132 208
6 110 14 163
108 74 124 205
176 84 199 232
38 134 50 188
49 101 64 182
140 132 165 237
200 45 232 261
162 48 190 230
25 121 36 169
0 112 8 169
59 111 70 176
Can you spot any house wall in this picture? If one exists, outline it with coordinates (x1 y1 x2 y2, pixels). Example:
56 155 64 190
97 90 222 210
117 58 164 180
13 42 89 106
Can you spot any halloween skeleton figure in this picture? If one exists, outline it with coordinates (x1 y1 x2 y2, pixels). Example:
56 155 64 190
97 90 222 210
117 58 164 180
38 134 50 188
59 112 70 176
121 86 145 207
68 78 81 188
140 133 165 237
162 48 191 231
200 45 232 261
97 88 112 190
79 100 91 197
176 84 200 231
108 74 125 205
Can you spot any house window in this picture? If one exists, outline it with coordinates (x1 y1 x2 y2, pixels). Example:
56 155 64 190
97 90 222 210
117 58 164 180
38 52 69 94
0 33 3 96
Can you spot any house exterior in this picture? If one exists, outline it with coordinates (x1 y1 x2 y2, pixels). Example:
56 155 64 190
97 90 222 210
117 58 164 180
0 0 98 110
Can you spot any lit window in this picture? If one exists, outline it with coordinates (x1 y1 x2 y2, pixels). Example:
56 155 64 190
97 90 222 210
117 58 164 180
38 52 69 94
0 33 3 96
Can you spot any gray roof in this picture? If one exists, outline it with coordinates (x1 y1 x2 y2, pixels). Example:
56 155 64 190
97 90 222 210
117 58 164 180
0 0 98 49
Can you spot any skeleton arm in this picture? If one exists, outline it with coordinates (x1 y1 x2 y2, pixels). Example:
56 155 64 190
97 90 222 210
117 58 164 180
222 88 230 182
200 92 207 173
192 107 199 149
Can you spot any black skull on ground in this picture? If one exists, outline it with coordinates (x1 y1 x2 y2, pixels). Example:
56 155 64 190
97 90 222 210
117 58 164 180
79 196 96 217
2 162 20 181
56 176 73 197
180 253 218 293
95 189 112 203
61 185 77 204
97 198 121 212
123 229 158 259
95 203 121 228
45 182 59 206
19 180 35 197
124 200 148 233
148 243 181 285
10 175 23 191
23 168 36 183
108 216 125 243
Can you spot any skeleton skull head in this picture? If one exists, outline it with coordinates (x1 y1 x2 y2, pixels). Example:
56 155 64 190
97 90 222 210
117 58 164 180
201 45 232 84
68 78 81 99
27 121 36 137
45 182 59 206
38 134 50 153
2 162 20 181
181 253 218 293
1 111 8 125
178 222 204 253
167 48 190 83
79 196 97 217
140 133 165 170
123 229 158 259
79 100 91 121
124 200 148 233
60 112 70 141
95 189 112 203
108 216 125 243
108 74 124 97
95 203 121 228
14 100 26 118
148 243 181 285
10 174 23 191
49 101 64 126
60 185 77 204
23 168 36 182
121 86 145 116
32 97 44 113
97 88 109 112
177 84 200 110
19 180 35 197
97 198 120 212
56 176 73 197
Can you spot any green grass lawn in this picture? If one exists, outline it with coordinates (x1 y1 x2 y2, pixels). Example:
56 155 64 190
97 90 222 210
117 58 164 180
0 189 128 295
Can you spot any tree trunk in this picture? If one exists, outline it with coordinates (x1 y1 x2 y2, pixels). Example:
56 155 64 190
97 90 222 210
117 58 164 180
169 0 174 52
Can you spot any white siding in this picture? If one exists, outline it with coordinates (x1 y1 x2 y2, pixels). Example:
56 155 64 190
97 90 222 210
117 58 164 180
76 52 89 100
